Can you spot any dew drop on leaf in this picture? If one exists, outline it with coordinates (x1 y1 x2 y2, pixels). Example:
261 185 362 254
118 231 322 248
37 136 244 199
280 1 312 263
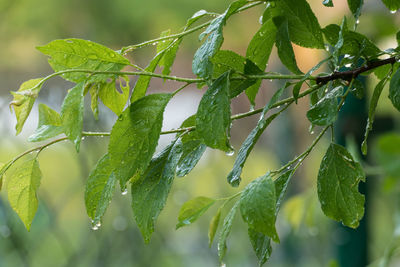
122 189 128 195
225 149 235 156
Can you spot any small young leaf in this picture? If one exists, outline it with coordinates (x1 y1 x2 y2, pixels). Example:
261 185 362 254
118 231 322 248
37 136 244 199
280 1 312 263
240 174 279 242
60 82 85 152
85 154 116 225
10 78 43 135
274 16 302 75
347 0 363 20
99 77 130 115
245 18 277 104
37 38 130 83
7 157 42 231
323 0 334 7
109 93 172 188
176 196 215 229
192 0 248 79
262 0 324 49
196 72 231 151
208 207 222 247
218 201 239 262
28 104 63 142
131 52 164 103
389 68 400 112
248 228 272 267
381 0 400 12
131 138 183 243
362 77 389 155
317 143 365 228
227 83 287 186
307 86 343 126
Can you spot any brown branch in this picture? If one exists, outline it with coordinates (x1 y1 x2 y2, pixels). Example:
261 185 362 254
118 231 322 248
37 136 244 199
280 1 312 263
316 57 396 85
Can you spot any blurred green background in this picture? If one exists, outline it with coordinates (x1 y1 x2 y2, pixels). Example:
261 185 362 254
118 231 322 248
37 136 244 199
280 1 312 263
1 0 400 266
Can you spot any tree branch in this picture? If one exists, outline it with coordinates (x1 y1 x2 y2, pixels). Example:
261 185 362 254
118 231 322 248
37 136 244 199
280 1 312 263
316 57 396 85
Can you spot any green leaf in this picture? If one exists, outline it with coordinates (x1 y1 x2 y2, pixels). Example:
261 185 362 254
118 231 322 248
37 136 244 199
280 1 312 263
131 52 164 103
218 201 239 262
185 10 210 28
274 17 302 75
28 104 63 142
10 78 43 135
208 207 222 247
350 79 365 99
381 0 400 12
323 0 334 7
7 157 42 231
89 84 100 119
131 138 183 243
389 68 400 112
196 72 231 151
176 115 206 177
274 170 294 211
347 0 363 20
156 30 182 76
322 25 381 57
192 0 248 79
240 174 279 242
248 228 272 267
37 38 130 83
176 196 215 229
227 83 287 186
245 18 277 104
317 143 365 228
262 0 324 49
109 93 171 188
99 77 130 115
362 77 389 155
307 86 343 126
85 154 116 225
60 82 85 152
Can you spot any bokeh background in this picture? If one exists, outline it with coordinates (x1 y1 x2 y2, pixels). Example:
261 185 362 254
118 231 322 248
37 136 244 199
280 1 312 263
1 0 400 266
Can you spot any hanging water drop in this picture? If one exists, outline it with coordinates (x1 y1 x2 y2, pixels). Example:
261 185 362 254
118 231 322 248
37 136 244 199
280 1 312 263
355 19 360 24
390 10 397 14
276 105 281 109
345 63 351 68
226 149 235 156
259 16 263 24
310 131 315 135
122 189 128 195
92 222 101 230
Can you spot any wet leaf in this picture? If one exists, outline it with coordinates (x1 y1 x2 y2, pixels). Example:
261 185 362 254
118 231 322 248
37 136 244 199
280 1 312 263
176 196 215 229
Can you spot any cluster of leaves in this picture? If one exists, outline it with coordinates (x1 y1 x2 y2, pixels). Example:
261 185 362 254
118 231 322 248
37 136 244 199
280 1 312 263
1 0 400 265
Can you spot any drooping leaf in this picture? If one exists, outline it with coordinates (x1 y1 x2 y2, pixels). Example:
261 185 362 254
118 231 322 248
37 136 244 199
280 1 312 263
208 207 222 247
131 138 183 243
273 16 302 75
227 83 287 186
99 77 130 115
176 115 206 177
389 68 400 112
218 201 239 262
28 104 63 142
240 173 279 242
262 0 324 49
347 0 364 20
37 38 130 83
176 196 215 229
381 0 400 12
156 30 182 76
362 77 389 155
245 18 277 104
10 78 43 135
7 157 42 231
192 0 248 79
307 86 343 126
323 0 334 7
248 228 272 267
60 82 85 152
322 24 381 58
317 143 365 228
109 93 171 188
196 72 231 151
85 154 116 225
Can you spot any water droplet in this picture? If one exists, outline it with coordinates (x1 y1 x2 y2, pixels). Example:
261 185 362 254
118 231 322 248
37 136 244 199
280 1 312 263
269 79 273 82
259 16 263 25
92 222 100 230
344 54 351 59
355 19 360 24
220 263 226 267
122 189 128 195
286 166 291 170
276 105 281 109
226 149 235 156
81 137 86 141
310 131 315 135
390 10 397 14
345 63 351 68
324 44 330 52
